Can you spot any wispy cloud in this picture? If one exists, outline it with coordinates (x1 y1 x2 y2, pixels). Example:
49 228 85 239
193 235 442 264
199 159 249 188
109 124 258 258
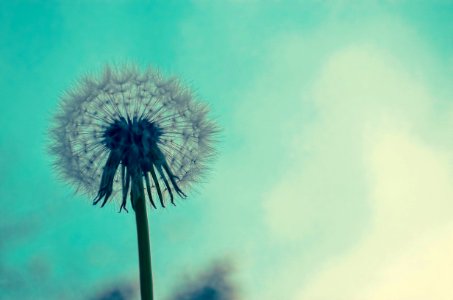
257 27 452 300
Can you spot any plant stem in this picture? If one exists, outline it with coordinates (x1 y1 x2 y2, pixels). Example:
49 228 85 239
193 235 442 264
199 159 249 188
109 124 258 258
133 178 154 300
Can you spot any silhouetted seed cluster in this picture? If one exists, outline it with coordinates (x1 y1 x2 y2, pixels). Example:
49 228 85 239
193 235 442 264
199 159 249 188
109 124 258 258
50 65 217 211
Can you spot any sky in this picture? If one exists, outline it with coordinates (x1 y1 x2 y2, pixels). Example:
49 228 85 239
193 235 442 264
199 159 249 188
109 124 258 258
0 1 452 299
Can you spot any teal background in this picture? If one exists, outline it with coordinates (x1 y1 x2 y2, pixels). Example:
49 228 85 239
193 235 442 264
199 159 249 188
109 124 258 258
1 1 452 299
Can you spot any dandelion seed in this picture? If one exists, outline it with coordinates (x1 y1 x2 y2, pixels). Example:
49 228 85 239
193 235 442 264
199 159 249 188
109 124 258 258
49 65 217 211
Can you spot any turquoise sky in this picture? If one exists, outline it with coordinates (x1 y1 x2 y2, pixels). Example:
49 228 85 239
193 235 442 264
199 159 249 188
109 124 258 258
1 1 452 299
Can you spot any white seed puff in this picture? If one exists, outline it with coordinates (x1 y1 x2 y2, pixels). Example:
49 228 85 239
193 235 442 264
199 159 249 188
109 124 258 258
49 65 217 211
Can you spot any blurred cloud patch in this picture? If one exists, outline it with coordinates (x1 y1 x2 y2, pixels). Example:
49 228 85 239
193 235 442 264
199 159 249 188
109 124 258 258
168 261 239 300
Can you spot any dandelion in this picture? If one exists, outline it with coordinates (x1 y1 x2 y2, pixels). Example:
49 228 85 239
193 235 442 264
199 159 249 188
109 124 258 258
49 65 217 300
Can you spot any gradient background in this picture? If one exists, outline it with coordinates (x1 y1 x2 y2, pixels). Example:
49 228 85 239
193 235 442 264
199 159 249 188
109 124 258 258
1 1 452 299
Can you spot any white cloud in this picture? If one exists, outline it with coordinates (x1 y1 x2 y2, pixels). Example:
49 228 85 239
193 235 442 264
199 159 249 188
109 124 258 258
296 222 453 300
359 223 453 300
296 124 453 299
263 42 442 241
259 39 453 300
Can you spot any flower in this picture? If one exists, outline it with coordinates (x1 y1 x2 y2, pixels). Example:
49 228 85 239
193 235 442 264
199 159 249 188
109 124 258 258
50 65 217 212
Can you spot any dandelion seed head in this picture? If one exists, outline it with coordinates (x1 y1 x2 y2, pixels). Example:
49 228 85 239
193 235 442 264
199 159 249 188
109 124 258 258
50 65 217 211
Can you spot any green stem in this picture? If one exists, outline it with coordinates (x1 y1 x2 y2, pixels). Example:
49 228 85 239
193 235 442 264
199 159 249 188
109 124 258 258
133 178 154 300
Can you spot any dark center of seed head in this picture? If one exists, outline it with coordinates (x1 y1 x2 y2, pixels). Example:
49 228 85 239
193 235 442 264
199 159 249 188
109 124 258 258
102 117 163 163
